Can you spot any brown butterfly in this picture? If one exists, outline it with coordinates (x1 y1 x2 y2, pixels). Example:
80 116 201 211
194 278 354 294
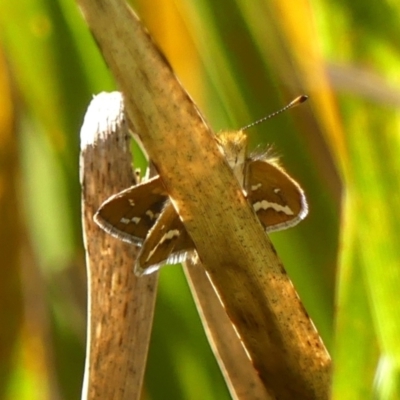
94 96 308 276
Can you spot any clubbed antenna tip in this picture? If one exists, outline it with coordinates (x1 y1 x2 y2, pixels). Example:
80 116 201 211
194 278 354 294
241 95 308 131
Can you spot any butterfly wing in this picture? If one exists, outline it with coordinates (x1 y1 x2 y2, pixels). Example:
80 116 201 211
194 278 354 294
135 201 195 276
94 176 168 245
245 159 308 232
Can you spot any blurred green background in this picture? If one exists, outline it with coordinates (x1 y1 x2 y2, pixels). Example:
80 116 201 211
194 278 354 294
1 0 399 399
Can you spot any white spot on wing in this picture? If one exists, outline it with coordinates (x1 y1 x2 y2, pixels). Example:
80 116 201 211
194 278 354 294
263 188 308 233
253 200 294 215
146 210 155 220
120 217 130 224
161 229 180 242
145 229 181 262
128 199 135 207
251 183 262 191
131 217 141 224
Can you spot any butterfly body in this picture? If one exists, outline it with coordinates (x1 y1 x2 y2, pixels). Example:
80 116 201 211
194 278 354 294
95 130 308 275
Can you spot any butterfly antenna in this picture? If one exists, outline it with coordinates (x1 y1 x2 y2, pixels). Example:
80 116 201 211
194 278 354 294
240 95 308 131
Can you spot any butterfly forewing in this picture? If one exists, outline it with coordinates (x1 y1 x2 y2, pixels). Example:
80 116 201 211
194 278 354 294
135 201 195 276
94 176 168 244
245 159 308 232
94 117 309 274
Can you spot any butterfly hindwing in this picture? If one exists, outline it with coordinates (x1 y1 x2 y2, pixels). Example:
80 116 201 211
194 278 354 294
245 159 308 232
135 201 195 275
94 176 168 245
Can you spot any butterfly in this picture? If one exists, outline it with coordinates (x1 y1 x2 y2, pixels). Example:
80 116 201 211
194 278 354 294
94 96 308 276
